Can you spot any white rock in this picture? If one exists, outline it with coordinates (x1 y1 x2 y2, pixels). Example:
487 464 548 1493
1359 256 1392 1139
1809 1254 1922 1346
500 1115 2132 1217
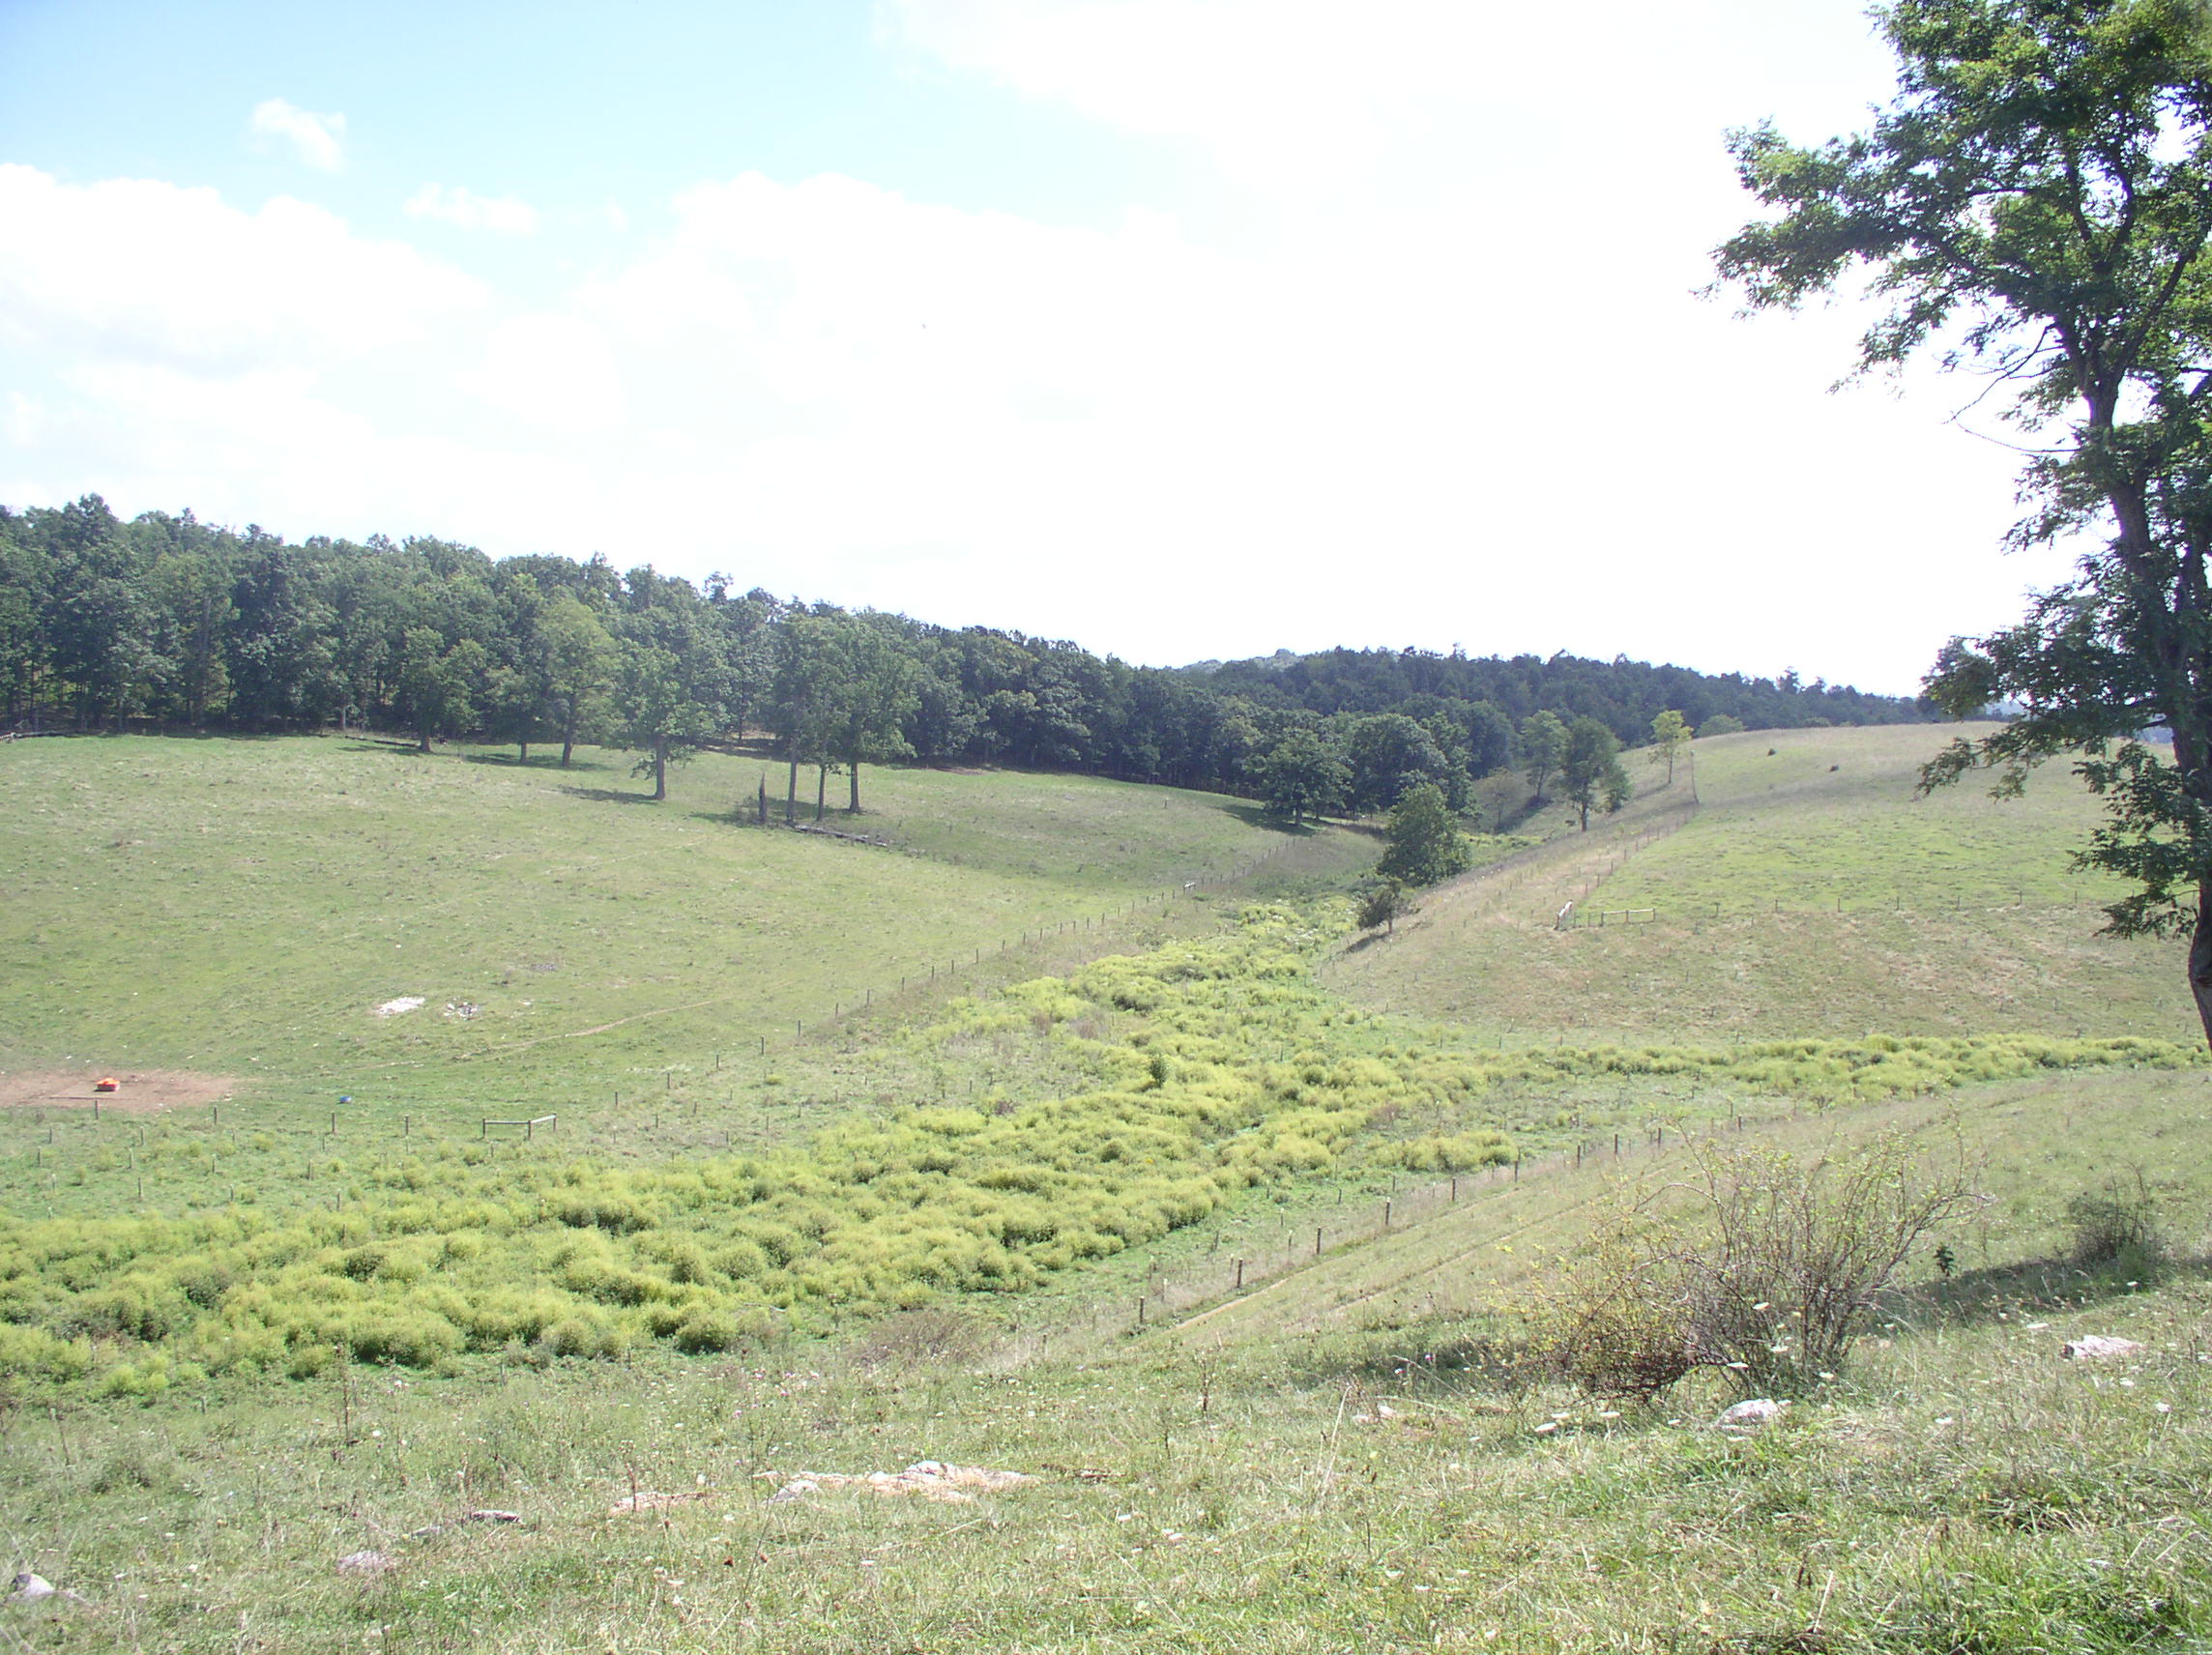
2061 1336 2144 1361
1717 1398 1788 1428
6 1573 87 1607
336 1551 395 1577
372 997 425 1018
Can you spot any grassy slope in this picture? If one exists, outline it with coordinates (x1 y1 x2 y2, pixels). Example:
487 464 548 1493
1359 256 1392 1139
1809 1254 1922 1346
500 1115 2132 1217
4 726 2212 1651
1327 724 2196 1042
2 1069 2206 1653
0 735 1311 1112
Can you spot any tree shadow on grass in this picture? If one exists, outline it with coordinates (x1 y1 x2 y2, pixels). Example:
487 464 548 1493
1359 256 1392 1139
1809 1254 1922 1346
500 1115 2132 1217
339 739 430 757
556 785 662 806
459 751 611 772
1903 1250 2207 1327
1216 800 1318 834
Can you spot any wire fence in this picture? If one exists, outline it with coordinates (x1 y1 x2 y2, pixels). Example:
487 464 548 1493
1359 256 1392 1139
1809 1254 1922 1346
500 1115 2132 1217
1024 1108 1790 1353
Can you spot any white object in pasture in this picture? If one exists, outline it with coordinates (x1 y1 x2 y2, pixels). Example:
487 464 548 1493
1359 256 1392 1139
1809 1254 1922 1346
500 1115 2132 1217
373 997 425 1017
760 1461 1032 1504
2061 1335 2144 1361
1716 1398 1788 1429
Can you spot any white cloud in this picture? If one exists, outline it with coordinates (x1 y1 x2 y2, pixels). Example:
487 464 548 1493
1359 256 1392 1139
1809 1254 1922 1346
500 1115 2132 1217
0 111 2075 696
247 98 348 172
0 164 481 372
453 313 625 433
405 183 540 235
879 0 1898 206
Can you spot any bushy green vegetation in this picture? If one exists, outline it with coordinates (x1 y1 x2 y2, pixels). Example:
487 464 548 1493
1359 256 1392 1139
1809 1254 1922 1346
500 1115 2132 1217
1 1082 2205 1653
5 885 2197 1395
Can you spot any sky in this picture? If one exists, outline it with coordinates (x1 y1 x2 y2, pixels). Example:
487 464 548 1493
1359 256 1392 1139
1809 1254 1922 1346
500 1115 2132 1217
0 0 2082 695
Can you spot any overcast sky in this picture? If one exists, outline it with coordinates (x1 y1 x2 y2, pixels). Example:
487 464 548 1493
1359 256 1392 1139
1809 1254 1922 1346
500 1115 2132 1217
0 1 2080 694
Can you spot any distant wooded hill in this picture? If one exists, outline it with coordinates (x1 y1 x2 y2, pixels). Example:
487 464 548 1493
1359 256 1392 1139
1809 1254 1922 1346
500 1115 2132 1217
1 496 1929 811
1185 646 1928 741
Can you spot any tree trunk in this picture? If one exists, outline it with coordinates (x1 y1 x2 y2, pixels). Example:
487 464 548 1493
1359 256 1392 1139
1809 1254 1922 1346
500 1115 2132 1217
419 723 432 754
1578 799 1590 830
2192 883 2212 1051
757 776 768 825
561 702 577 768
518 740 529 766
652 735 668 800
814 765 827 823
785 750 799 825
849 754 861 813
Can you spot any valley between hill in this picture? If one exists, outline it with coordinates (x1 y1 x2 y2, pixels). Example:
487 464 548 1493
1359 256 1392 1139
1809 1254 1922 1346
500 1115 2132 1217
0 727 2206 1653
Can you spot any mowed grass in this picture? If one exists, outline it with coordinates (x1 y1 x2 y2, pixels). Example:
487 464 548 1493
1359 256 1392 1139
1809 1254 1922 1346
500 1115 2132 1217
3 1068 2208 1653
0 735 1310 1116
1328 725 2196 1042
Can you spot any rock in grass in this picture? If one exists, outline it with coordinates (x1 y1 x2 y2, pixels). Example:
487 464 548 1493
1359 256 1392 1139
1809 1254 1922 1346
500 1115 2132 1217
336 1551 396 1577
7 1573 87 1606
2061 1335 2144 1361
1716 1399 1788 1429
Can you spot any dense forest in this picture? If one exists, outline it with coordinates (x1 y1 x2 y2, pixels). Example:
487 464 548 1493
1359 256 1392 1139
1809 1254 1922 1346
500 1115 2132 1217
0 496 1933 815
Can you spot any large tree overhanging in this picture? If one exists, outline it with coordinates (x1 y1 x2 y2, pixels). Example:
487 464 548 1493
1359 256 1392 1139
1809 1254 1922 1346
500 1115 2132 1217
1716 0 2212 1044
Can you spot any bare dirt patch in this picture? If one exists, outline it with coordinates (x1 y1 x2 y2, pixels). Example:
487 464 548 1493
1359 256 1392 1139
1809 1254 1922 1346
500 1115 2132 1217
0 1068 237 1115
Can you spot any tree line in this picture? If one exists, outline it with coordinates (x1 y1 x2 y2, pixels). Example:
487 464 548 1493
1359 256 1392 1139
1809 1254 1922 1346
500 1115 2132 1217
0 495 1927 817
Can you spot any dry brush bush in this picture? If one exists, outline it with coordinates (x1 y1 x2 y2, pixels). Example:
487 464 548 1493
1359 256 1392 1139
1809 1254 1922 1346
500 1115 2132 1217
2064 1174 2168 1275
1535 1130 1981 1399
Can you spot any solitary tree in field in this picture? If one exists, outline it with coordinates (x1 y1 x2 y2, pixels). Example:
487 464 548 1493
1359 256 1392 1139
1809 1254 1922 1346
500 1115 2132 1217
1717 0 2212 1046
1561 716 1631 830
1651 709 1691 784
1378 782 1473 885
1521 711 1566 804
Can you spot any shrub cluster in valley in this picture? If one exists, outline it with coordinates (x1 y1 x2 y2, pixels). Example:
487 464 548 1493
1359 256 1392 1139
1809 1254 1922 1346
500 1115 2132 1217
0 904 2196 1393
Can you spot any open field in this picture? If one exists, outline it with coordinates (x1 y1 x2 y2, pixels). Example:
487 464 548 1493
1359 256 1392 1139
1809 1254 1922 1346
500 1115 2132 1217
1 1067 2207 1653
1328 725 2196 1042
0 734 1347 1118
5 723 2212 1651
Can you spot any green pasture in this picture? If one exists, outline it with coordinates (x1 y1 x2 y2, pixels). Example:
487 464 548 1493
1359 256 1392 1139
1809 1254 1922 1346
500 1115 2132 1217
3 1062 2208 1653
1611 725 2129 913
0 734 1317 1116
0 890 2196 1392
4 722 2212 1651
1329 725 2196 1042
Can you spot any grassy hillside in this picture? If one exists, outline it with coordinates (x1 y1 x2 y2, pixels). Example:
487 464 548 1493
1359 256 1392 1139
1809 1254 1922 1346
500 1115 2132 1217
2 1067 2206 1653
1329 725 2196 1042
4 723 2211 1652
0 734 1331 1114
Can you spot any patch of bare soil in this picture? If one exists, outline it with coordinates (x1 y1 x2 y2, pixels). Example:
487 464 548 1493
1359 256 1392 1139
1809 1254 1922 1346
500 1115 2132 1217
0 1068 236 1114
